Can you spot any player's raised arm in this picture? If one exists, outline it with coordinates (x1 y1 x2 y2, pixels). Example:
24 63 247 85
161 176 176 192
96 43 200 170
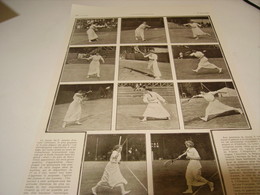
100 56 105 63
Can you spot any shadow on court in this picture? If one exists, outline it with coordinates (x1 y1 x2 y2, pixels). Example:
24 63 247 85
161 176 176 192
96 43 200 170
119 60 173 81
116 104 179 130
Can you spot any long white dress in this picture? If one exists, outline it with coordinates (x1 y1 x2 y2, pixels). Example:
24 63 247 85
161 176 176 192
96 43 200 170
145 53 161 78
87 55 105 76
143 91 170 119
63 93 83 123
135 23 149 40
202 92 241 117
87 24 98 41
187 23 209 37
98 151 127 188
190 51 218 69
185 147 208 186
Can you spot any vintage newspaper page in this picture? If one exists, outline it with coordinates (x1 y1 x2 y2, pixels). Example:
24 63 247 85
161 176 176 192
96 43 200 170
22 4 259 195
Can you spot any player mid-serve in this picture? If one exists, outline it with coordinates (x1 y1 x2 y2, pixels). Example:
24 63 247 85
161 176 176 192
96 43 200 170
91 145 130 195
190 50 222 73
178 140 214 194
190 90 243 121
135 21 151 41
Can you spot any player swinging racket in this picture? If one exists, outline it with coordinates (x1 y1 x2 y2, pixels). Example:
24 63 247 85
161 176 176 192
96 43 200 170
87 22 99 42
91 145 130 195
143 49 162 79
62 90 87 128
190 50 222 73
141 87 170 122
190 90 243 122
178 140 214 194
86 53 105 78
135 21 151 41
183 20 211 40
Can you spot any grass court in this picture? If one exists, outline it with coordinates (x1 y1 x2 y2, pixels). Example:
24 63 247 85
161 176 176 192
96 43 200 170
116 104 179 130
181 97 249 129
121 28 167 43
153 160 224 195
174 58 231 80
80 161 148 195
70 31 117 45
61 63 115 82
169 27 218 43
48 99 113 132
119 59 173 81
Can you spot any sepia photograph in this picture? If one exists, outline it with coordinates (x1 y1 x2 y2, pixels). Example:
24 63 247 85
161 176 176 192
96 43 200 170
172 45 231 80
47 84 113 132
116 82 179 130
178 82 250 129
70 18 118 45
119 46 173 81
80 134 147 195
61 47 116 82
151 133 225 195
167 16 218 43
121 18 167 43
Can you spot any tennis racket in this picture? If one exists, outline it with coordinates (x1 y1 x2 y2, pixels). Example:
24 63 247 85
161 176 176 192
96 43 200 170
163 158 178 167
134 46 145 55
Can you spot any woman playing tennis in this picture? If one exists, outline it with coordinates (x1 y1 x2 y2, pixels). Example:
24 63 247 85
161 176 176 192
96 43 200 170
91 145 130 195
191 90 243 121
141 87 170 122
178 140 214 194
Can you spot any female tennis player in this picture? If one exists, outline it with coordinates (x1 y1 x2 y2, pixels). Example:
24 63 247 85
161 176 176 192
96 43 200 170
184 20 210 40
91 145 130 195
191 90 243 121
86 53 105 78
190 50 222 73
135 21 151 41
178 140 214 194
87 23 99 42
141 87 170 122
143 49 162 79
62 91 85 128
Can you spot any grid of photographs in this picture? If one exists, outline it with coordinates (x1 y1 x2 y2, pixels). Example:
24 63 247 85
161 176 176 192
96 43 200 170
46 16 251 195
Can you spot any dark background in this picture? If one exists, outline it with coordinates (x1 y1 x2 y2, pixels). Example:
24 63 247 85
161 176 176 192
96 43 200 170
172 45 223 58
151 133 215 160
84 134 146 161
55 84 113 104
121 17 164 30
178 82 235 98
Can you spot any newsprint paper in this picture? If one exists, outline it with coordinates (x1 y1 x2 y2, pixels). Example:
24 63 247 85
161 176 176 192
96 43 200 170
22 4 259 195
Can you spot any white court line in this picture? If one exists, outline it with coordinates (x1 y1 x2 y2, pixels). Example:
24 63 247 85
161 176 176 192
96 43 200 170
125 164 148 192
